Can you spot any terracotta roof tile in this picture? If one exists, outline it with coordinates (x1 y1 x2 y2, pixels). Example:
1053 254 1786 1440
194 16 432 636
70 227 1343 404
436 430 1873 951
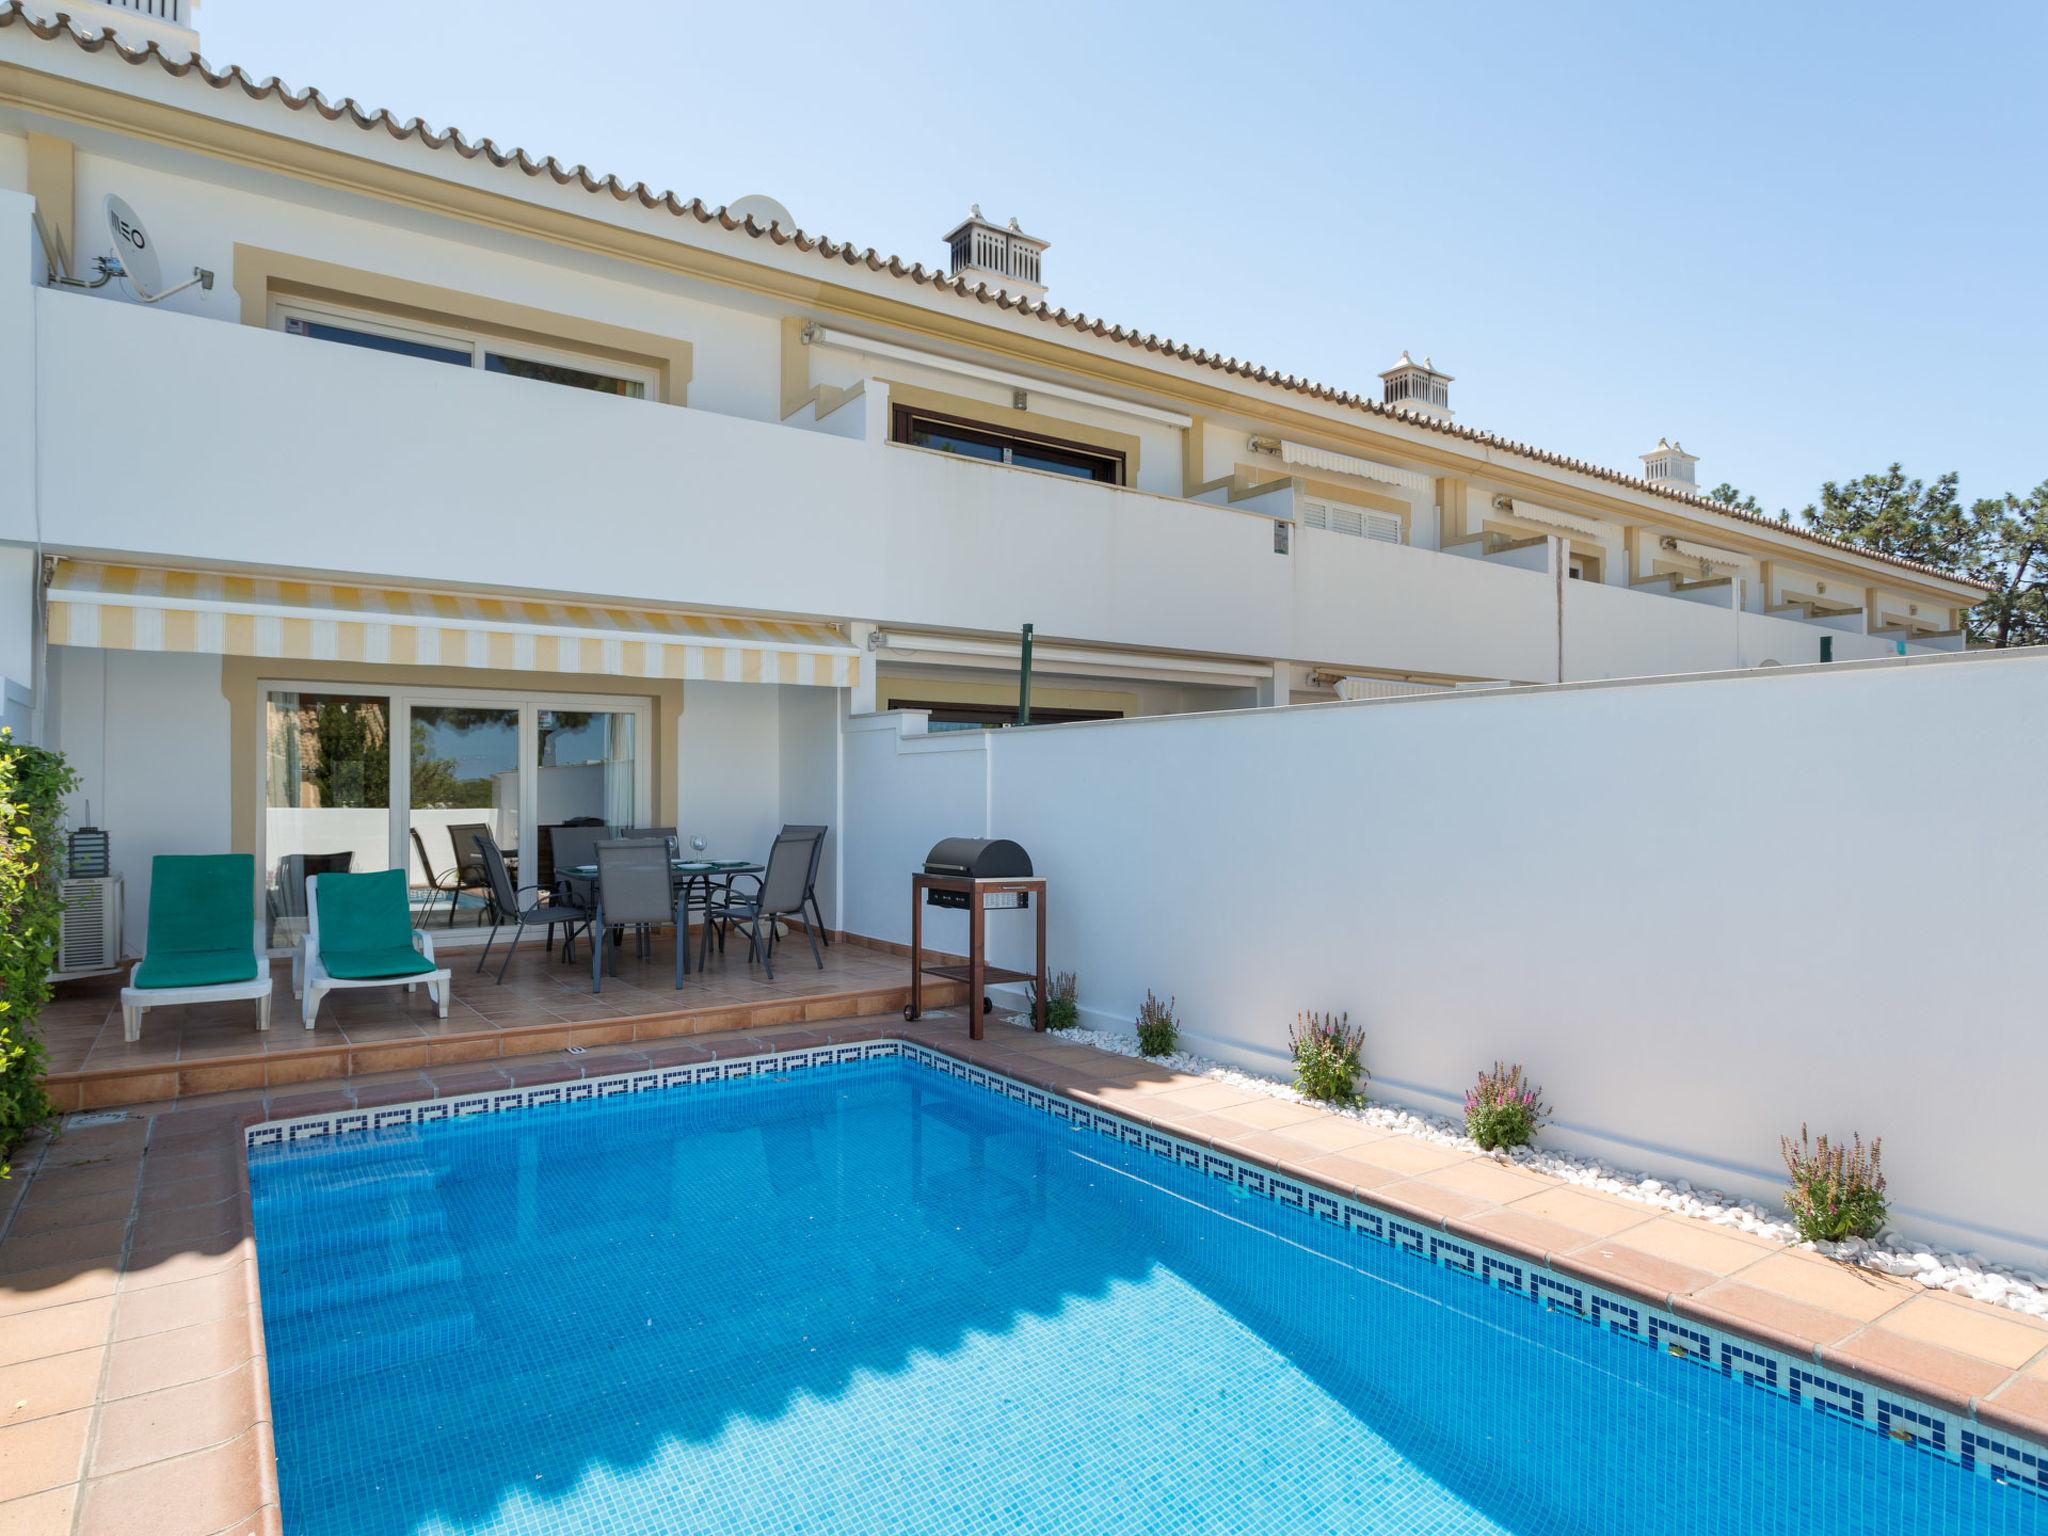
0 3 1987 592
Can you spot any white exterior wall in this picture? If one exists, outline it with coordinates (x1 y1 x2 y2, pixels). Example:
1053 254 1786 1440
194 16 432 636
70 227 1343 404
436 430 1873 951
46 646 232 936
676 681 785 864
842 650 2048 1270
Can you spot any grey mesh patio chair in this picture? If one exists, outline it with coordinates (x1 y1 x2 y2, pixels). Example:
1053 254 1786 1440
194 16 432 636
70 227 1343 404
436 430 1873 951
702 829 822 981
592 839 685 993
410 827 462 925
475 836 594 983
626 826 679 858
779 822 831 945
446 822 496 927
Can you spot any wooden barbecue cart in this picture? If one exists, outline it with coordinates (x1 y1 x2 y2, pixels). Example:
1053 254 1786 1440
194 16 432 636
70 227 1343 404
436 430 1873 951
905 870 1048 1041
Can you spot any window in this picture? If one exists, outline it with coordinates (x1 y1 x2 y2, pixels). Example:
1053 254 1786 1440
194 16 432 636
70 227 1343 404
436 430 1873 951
889 405 1124 485
1301 497 1403 544
887 697 1122 730
1568 552 1602 582
276 301 654 400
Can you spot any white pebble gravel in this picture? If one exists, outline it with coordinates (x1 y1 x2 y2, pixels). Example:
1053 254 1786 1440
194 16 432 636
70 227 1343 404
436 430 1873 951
1029 1021 2048 1320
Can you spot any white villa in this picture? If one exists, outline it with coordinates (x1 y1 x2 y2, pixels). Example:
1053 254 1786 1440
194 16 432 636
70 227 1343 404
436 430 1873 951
0 0 1991 941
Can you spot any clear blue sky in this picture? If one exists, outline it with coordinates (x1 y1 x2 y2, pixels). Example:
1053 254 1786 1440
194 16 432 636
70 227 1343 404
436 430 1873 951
205 0 2047 516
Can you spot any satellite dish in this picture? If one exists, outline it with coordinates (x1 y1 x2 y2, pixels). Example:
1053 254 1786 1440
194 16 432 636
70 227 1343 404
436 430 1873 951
94 193 212 304
105 194 164 298
727 194 795 231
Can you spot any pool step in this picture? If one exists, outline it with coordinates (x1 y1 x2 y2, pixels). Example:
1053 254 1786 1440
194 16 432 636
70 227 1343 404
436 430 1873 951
259 1231 466 1324
265 1280 478 1392
253 1197 452 1265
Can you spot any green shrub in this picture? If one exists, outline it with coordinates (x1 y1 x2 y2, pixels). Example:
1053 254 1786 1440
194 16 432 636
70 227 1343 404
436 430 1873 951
1465 1062 1549 1151
1288 1011 1368 1105
0 730 77 1176
1134 991 1178 1057
1030 970 1079 1031
1780 1124 1888 1243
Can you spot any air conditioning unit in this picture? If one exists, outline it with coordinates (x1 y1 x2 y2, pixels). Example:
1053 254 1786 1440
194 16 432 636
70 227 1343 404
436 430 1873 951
55 876 124 979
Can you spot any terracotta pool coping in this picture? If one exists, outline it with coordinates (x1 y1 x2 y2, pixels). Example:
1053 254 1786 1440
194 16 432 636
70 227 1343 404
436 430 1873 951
42 975 963 1114
3 1015 2043 1533
905 1020 2048 1452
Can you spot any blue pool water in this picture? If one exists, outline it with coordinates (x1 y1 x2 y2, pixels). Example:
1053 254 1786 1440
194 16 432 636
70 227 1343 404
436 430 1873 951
249 1057 2047 1535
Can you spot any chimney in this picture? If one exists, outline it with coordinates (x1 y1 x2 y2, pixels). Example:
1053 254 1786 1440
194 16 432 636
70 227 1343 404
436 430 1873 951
58 0 202 60
942 206 1048 301
1640 438 1700 493
1379 351 1453 420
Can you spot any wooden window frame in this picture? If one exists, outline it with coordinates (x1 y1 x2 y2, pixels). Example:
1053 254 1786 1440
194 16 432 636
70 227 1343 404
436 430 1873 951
889 405 1126 486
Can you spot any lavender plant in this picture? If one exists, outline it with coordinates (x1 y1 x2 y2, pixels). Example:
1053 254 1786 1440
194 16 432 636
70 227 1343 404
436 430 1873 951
1135 991 1179 1057
1780 1125 1888 1243
1029 970 1079 1031
1464 1062 1550 1151
1288 1011 1369 1105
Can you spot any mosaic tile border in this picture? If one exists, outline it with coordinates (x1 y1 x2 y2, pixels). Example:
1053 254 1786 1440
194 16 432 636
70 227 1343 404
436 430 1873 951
244 1039 2047 1500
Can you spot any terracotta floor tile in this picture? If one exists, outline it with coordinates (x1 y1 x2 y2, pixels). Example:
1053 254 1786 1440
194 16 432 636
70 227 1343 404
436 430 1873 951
1377 1177 1491 1222
0 1483 78 1536
1208 1098 1328 1132
1266 1115 1388 1155
0 1268 120 1322
1823 1328 2011 1410
1981 1375 2048 1440
1411 1157 1553 1207
89 1361 258 1477
0 1406 91 1498
1587 1215 1774 1278
1451 1207 1604 1263
1554 1239 1716 1302
1298 1151 1413 1194
117 1243 246 1294
128 1202 241 1255
1730 1250 1918 1323
74 1427 267 1536
0 1298 115 1368
103 1314 253 1401
1677 1281 1867 1354
7 1186 135 1236
0 1346 106 1425
1503 1186 1658 1240
110 1270 246 1343
1345 1136 1470 1177
1874 1293 2048 1369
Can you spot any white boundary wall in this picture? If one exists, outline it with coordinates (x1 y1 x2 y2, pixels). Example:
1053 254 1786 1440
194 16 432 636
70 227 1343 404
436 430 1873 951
844 649 2048 1269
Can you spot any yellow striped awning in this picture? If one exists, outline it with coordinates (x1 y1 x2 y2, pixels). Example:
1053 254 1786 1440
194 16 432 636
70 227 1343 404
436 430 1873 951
45 562 861 689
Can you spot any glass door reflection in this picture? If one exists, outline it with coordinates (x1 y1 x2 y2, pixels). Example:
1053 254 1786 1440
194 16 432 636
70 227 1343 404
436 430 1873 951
408 704 520 929
263 690 391 950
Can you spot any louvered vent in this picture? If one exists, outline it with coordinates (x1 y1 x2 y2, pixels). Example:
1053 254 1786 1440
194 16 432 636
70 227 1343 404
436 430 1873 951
57 877 123 975
1302 499 1403 544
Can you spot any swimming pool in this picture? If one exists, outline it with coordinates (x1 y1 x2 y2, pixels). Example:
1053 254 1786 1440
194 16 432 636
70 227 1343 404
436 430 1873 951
248 1043 2048 1535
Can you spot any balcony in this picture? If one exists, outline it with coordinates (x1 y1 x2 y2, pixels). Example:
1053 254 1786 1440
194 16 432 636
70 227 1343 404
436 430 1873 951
15 289 1956 688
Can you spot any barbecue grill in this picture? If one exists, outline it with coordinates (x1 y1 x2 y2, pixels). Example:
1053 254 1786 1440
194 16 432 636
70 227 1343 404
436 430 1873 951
920 838 1033 909
906 837 1047 1040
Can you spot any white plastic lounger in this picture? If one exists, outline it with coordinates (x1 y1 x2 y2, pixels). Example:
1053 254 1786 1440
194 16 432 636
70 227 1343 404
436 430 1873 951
295 868 450 1029
120 854 273 1043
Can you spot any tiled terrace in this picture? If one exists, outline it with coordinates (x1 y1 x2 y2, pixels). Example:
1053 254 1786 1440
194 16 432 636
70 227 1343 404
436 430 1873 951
2 1015 2043 1534
38 932 951 1112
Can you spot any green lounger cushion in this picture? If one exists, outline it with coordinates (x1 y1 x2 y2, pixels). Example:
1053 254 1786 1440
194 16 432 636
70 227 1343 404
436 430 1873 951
314 869 438 980
135 947 261 990
134 854 259 991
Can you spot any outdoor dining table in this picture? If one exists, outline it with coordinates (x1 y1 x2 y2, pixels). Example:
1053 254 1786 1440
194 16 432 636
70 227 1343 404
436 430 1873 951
558 858 762 975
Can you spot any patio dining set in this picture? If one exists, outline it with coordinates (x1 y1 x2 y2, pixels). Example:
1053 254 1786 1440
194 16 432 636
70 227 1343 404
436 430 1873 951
116 824 832 1044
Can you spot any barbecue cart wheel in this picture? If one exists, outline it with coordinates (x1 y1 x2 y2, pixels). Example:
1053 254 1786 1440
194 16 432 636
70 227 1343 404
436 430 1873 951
983 996 994 1016
903 1004 916 1022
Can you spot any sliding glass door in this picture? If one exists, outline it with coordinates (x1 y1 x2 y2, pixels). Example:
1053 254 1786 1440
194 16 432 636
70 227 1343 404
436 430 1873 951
407 703 521 931
259 683 651 950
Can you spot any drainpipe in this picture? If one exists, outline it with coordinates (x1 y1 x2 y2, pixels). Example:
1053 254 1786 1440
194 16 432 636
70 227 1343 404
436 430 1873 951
1017 624 1033 725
